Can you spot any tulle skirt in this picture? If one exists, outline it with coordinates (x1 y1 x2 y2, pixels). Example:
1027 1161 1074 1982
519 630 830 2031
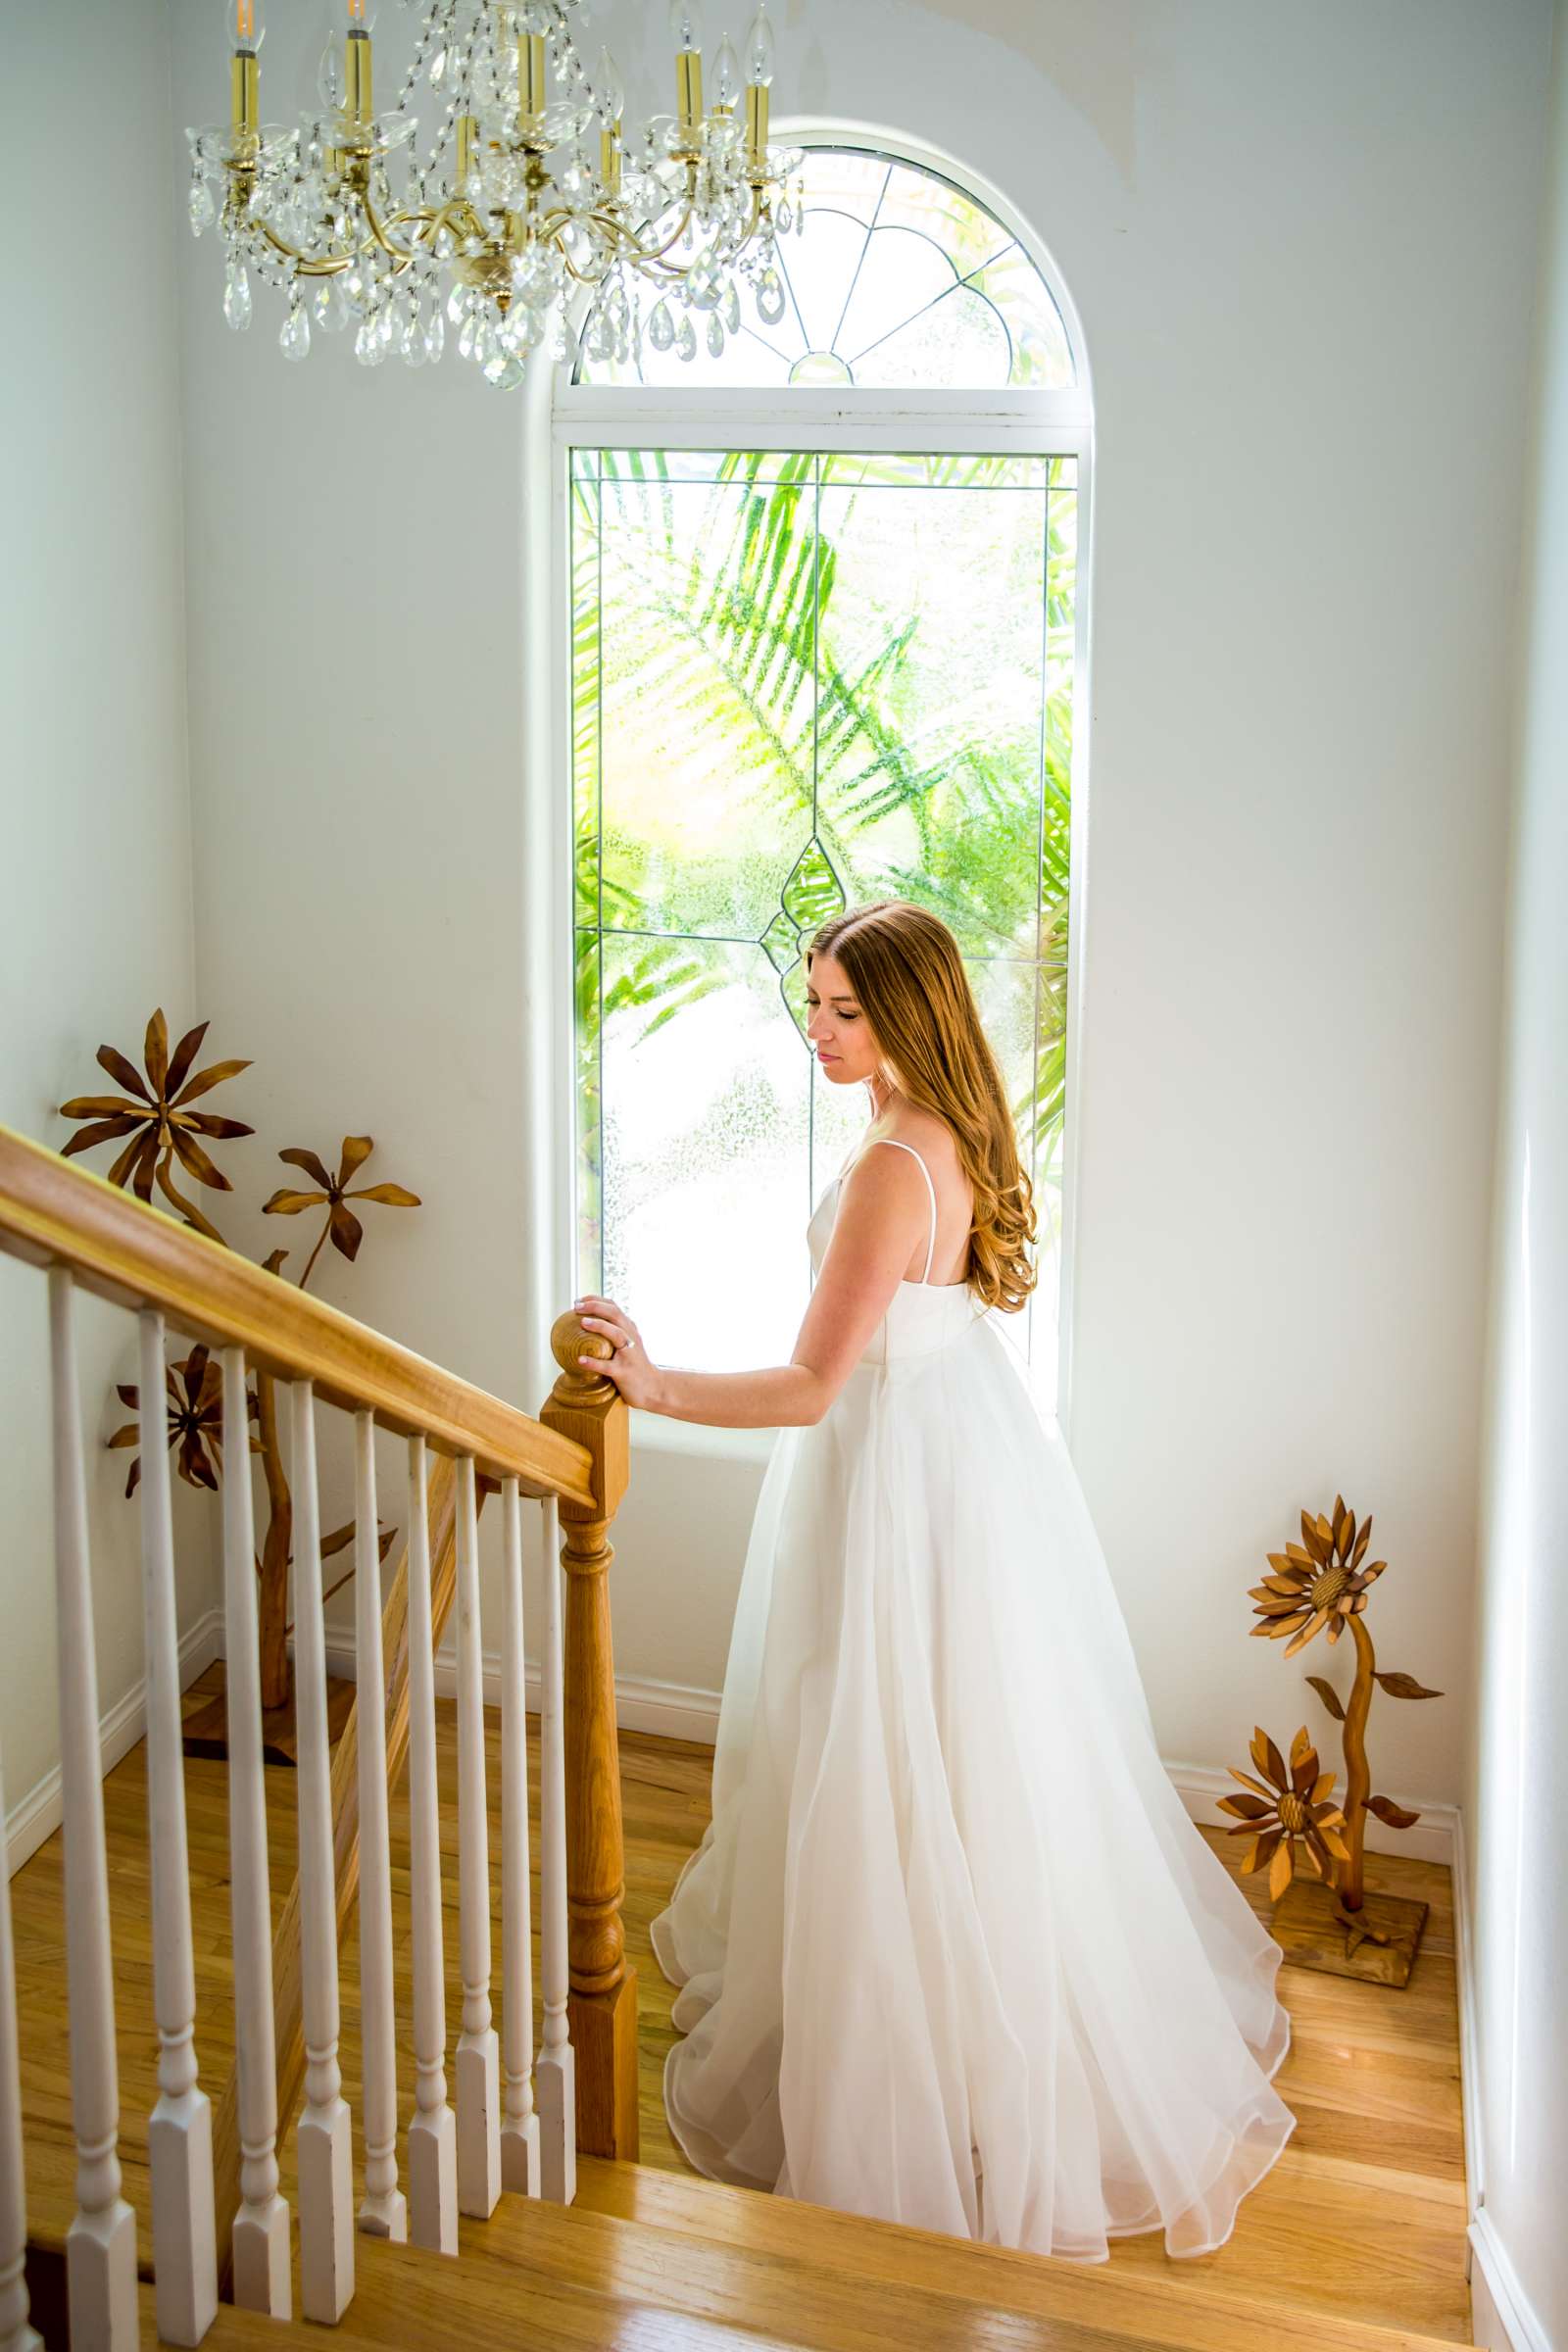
650 1302 1294 2260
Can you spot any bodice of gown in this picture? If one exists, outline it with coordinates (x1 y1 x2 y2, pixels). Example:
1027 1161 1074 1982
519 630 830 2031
807 1170 989 1369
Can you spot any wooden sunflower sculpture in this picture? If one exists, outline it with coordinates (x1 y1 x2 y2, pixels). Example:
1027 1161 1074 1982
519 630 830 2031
1239 1494 1445 1984
109 1345 260 1498
58 1010 422 1751
1220 1727 1350 1902
59 1011 252 1242
1249 1498 1386 1658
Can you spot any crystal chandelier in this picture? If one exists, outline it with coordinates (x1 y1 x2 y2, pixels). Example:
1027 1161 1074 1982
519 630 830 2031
188 0 805 386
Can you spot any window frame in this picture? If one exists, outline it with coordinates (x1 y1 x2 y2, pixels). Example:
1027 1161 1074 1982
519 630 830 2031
520 121 1094 1462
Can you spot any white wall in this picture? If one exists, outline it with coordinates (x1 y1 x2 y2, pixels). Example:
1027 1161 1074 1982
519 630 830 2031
0 0 214 1835
171 0 1551 1806
1466 7 1568 2347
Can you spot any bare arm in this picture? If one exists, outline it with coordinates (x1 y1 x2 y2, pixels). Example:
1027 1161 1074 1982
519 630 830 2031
573 1147 931 1429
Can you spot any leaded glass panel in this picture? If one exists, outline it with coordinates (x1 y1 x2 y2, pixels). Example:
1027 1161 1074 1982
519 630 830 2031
577 149 1074 394
570 449 1075 1395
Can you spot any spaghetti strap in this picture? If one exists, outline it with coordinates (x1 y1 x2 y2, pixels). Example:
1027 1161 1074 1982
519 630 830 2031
860 1137 939 1284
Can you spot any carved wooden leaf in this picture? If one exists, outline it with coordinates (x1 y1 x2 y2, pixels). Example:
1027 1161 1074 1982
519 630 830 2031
170 1127 233 1192
1268 1837 1295 1901
144 1010 170 1096
1365 1793 1421 1831
96 1044 150 1101
350 1182 421 1208
279 1146 335 1189
181 1112 253 1141
1305 1673 1347 1722
59 1094 146 1121
61 1115 142 1157
1375 1672 1443 1700
172 1057 252 1105
329 1201 365 1261
164 1020 211 1101
263 1188 326 1216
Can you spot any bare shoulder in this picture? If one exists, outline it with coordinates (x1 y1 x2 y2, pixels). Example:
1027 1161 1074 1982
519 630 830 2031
877 1105 963 1180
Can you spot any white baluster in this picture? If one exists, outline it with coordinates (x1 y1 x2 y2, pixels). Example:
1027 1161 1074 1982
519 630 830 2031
353 1414 407 2243
534 1494 575 2205
405 1439 457 2253
220 1348 289 2317
499 1478 540 2196
454 1454 500 2218
48 1268 138 2350
290 1381 354 2322
137 1312 218 2345
0 1738 43 2352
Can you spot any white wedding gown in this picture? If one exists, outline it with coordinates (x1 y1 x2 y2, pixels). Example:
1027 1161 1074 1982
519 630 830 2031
649 1135 1295 2260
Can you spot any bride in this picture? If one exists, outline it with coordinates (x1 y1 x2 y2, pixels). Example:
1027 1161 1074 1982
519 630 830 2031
571 898 1294 2261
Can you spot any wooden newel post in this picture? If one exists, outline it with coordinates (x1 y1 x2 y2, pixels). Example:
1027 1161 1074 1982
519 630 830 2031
541 1313 637 2162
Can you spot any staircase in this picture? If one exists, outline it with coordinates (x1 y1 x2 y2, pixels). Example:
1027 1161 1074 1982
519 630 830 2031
0 1122 1476 2352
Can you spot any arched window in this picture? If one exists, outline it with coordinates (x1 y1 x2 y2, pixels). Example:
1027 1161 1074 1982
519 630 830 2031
556 138 1089 1420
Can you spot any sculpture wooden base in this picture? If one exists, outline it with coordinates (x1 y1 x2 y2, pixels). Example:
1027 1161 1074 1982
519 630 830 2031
181 1666 357 1767
1271 1874 1429 1987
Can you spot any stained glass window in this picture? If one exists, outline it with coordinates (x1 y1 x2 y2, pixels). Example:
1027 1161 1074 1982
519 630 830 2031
577 148 1074 392
570 446 1076 1396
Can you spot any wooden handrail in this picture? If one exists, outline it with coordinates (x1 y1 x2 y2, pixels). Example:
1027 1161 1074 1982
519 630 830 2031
0 1125 594 1507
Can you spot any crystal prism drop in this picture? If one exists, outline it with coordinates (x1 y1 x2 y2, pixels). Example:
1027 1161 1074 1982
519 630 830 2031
447 282 467 328
724 277 740 332
188 177 215 237
424 303 446 362
648 297 675 351
355 315 384 366
279 302 311 362
676 312 696 362
223 260 252 330
429 44 448 88
756 267 786 325
706 310 724 358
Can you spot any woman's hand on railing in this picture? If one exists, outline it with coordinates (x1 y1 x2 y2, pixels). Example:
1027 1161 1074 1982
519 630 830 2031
570 1296 667 1412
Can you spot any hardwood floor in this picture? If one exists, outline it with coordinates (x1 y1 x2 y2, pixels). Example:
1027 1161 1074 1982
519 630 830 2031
9 1665 1472 2344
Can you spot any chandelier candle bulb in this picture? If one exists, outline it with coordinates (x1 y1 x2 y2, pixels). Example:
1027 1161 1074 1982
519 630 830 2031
521 31 547 125
342 0 374 128
227 0 262 137
711 35 741 113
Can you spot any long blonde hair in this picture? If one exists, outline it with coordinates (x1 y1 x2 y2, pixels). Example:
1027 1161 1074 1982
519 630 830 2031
807 900 1038 1313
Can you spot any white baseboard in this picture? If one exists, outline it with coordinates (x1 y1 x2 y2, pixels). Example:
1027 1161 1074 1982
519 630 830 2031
318 1630 727 1747
1469 2210 1550 2352
5 1606 224 1878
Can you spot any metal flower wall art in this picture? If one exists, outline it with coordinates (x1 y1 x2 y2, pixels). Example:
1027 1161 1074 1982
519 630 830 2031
1237 1496 1444 1985
61 1011 419 1761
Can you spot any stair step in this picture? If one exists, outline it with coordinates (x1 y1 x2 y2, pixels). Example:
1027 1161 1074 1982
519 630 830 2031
122 2183 1471 2352
107 2159 1478 2352
570 2155 1478 2352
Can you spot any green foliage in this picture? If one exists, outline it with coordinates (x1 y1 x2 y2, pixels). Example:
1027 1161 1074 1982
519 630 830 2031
570 446 1075 1287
